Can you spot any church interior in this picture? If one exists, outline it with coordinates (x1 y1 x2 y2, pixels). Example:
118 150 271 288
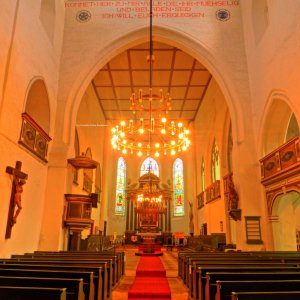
1 0 300 299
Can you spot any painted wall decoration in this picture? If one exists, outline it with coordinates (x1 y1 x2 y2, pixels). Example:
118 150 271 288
173 158 184 216
115 157 126 215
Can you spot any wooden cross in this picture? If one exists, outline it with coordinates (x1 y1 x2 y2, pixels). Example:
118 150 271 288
5 161 28 239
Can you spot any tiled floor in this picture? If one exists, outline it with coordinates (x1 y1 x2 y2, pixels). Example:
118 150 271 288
112 246 189 300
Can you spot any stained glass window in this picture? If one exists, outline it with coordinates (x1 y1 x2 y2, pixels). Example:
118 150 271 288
211 139 220 182
115 157 126 215
140 157 159 177
173 158 184 216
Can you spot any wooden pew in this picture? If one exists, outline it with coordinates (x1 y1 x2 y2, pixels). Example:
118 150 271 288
33 250 125 277
0 276 84 300
188 259 297 294
194 266 300 300
231 290 300 300
184 255 293 287
0 268 94 300
215 280 300 300
190 261 299 299
0 262 106 300
207 272 300 300
0 286 67 300
10 255 116 288
27 251 124 282
179 251 300 281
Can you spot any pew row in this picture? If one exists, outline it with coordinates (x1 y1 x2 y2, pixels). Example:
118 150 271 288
215 279 300 300
0 276 84 300
0 286 67 300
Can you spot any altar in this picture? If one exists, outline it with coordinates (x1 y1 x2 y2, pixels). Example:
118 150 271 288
124 172 172 244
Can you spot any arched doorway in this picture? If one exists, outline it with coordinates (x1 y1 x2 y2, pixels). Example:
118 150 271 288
271 191 300 251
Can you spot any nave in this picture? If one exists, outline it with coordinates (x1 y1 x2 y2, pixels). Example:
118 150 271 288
112 247 188 300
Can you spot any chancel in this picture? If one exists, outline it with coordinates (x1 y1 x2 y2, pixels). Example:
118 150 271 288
1 0 300 299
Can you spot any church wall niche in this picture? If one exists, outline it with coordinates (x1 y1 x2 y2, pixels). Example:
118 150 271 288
261 97 295 156
24 78 51 134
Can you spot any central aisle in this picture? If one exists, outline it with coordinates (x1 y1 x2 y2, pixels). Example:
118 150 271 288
112 246 189 300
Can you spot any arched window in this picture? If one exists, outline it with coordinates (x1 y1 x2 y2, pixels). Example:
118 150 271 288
173 158 184 217
115 157 126 216
140 157 159 177
285 113 300 142
211 139 220 182
201 158 205 192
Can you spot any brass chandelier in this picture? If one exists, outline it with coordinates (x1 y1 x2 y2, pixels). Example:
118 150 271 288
111 0 190 158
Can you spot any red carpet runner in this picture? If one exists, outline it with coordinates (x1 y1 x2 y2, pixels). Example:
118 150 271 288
128 256 171 299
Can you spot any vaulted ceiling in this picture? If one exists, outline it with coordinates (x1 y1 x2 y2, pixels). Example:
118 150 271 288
92 41 212 124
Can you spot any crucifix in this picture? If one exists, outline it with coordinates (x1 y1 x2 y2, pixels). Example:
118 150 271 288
5 161 28 239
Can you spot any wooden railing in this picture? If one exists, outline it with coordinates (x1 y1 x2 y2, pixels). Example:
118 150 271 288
205 180 221 203
260 136 300 181
18 113 51 162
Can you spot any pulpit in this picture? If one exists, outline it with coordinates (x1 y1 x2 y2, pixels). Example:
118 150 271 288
64 193 98 250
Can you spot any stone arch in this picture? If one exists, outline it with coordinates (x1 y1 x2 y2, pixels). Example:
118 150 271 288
63 25 245 154
259 90 298 156
24 78 51 134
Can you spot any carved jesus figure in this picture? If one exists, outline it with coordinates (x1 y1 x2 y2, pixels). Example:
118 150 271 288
12 171 26 224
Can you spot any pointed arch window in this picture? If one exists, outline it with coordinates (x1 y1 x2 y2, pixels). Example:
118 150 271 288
285 113 300 142
140 157 159 177
173 158 184 217
211 139 220 182
115 157 126 216
201 158 205 192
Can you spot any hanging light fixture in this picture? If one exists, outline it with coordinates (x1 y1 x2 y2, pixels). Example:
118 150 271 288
111 0 191 158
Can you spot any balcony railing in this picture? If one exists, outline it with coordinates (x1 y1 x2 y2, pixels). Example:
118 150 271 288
260 136 300 181
18 113 51 162
205 180 221 203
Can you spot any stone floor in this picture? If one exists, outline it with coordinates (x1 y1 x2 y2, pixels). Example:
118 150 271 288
112 246 189 300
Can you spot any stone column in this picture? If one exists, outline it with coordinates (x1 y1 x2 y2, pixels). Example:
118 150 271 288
168 198 171 232
134 207 137 231
268 215 279 250
129 199 134 231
